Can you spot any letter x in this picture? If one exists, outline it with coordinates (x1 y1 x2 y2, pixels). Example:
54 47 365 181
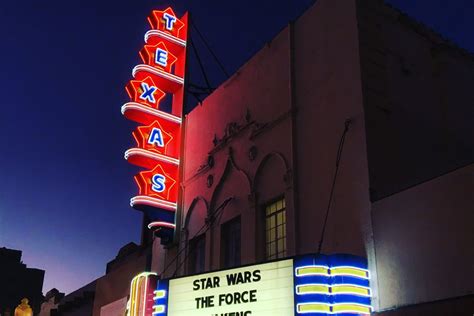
140 82 157 103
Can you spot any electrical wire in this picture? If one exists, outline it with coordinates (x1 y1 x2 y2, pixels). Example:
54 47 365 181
158 197 233 278
190 17 230 79
316 119 352 255
170 197 232 277
189 35 213 92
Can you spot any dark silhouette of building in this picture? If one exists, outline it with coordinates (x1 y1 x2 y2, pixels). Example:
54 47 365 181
92 242 151 316
56 281 96 316
37 241 151 316
38 289 64 316
0 247 45 315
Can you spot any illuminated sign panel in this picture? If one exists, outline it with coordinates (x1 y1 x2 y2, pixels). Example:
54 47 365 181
122 6 188 240
168 260 294 316
127 254 371 316
128 273 157 316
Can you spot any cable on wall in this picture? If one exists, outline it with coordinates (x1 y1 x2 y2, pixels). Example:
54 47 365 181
158 197 233 278
316 119 352 255
170 197 232 278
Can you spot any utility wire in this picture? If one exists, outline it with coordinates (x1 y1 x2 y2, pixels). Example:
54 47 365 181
316 119 352 255
158 197 233 278
189 36 213 92
190 17 230 79
189 83 214 92
188 92 203 105
171 197 232 277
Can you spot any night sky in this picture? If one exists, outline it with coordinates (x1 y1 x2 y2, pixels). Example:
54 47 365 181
0 0 472 295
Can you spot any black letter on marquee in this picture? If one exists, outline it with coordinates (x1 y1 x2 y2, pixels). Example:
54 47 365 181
252 270 261 282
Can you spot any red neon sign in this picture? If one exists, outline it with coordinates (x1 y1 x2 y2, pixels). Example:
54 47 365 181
139 42 178 74
147 7 186 40
126 76 166 109
133 121 176 157
122 7 188 240
134 163 178 202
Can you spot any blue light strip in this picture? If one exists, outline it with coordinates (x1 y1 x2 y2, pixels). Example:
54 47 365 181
294 254 372 315
152 279 169 316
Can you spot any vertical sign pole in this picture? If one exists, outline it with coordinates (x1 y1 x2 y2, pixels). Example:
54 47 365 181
173 11 190 251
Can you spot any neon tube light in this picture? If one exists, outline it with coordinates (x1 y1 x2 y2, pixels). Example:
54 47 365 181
296 302 371 315
296 284 371 297
145 30 186 47
121 102 182 124
295 265 329 277
330 266 370 279
131 196 177 211
133 64 184 85
151 305 166 315
125 148 180 166
148 221 176 230
153 290 167 300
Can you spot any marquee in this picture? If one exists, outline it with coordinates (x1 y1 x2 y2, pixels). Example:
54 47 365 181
127 254 372 316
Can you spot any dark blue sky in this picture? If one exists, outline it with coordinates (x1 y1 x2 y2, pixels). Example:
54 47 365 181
0 0 472 295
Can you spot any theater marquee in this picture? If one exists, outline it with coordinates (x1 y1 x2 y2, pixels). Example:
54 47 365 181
168 260 294 316
127 254 372 316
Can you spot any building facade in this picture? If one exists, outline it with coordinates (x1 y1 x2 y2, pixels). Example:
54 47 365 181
145 0 473 314
82 0 474 315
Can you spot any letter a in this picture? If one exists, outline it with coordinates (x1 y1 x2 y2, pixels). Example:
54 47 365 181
148 128 165 147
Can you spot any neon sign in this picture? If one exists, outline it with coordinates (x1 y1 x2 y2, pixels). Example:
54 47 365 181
127 272 157 316
122 7 188 241
127 254 371 316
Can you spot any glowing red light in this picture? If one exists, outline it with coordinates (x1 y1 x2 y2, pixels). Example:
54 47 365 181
147 7 186 40
139 42 178 74
126 76 166 110
123 6 188 237
133 120 176 157
134 163 178 203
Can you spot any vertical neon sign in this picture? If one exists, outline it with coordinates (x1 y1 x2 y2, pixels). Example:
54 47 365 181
122 7 188 242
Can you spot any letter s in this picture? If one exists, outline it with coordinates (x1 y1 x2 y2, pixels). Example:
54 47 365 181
253 270 261 282
152 174 166 192
193 279 200 291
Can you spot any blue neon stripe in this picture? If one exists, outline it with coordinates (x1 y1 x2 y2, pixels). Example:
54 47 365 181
332 295 371 305
294 275 331 285
153 279 169 316
294 254 372 315
331 276 370 287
